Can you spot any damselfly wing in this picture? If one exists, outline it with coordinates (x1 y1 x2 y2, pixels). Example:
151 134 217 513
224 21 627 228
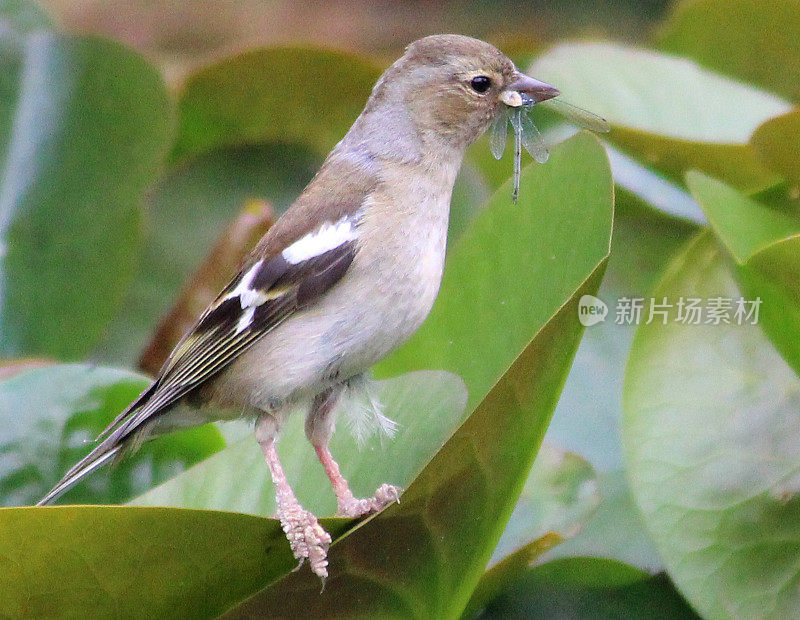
490 109 508 160
541 98 611 133
519 110 549 164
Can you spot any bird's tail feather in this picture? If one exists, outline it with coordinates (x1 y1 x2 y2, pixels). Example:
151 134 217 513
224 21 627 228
94 381 157 444
37 380 163 506
36 442 121 506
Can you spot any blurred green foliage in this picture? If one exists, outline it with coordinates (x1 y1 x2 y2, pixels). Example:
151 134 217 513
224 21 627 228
1 0 800 617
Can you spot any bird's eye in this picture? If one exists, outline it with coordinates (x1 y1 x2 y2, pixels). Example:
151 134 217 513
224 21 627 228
470 75 492 93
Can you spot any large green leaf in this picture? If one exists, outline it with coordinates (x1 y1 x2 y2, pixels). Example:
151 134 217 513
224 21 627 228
220 132 613 618
659 0 800 103
0 29 172 359
0 505 352 618
0 364 223 506
687 171 800 376
473 557 698 619
132 370 467 517
529 42 791 192
623 231 800 618
376 132 614 412
172 46 381 162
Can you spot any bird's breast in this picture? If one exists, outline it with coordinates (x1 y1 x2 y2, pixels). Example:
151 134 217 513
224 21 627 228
340 189 450 368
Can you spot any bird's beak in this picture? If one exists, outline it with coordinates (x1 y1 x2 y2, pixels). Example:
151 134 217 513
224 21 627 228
500 74 560 107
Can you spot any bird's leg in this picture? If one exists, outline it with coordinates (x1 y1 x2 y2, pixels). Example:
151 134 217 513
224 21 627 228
315 444 401 517
306 386 402 518
255 413 331 581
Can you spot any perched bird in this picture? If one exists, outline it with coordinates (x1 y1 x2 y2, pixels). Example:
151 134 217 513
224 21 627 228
39 34 560 580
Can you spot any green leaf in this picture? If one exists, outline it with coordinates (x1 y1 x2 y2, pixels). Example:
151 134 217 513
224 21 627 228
751 110 800 184
528 42 791 192
376 132 614 412
659 0 800 103
687 171 800 375
94 142 319 366
492 443 600 563
0 31 172 359
0 364 223 506
688 170 800 262
463 534 563 620
220 132 613 618
623 231 800 618
172 46 381 162
473 557 698 619
132 370 467 517
0 505 352 617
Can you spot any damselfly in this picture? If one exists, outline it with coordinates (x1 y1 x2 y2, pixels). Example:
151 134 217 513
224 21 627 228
491 98 610 202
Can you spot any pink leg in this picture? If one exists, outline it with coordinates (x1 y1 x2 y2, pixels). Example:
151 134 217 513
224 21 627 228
307 386 402 518
315 444 401 517
257 415 331 581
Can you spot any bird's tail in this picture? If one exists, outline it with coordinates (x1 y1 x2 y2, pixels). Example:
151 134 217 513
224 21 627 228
36 442 122 506
37 381 159 506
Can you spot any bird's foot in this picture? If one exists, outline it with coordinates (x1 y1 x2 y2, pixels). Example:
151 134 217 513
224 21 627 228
337 483 402 518
277 502 332 581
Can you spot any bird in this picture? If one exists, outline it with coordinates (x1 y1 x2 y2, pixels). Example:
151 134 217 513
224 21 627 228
38 34 561 581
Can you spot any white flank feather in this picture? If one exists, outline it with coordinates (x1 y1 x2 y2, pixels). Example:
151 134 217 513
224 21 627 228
342 375 398 447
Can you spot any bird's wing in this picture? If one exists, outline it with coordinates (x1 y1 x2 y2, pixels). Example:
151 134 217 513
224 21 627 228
102 213 362 445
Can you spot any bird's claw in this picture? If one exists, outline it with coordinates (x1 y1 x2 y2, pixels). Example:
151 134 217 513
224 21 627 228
337 483 403 517
278 504 332 581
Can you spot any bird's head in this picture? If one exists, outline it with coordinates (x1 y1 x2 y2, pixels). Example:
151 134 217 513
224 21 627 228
366 34 559 151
